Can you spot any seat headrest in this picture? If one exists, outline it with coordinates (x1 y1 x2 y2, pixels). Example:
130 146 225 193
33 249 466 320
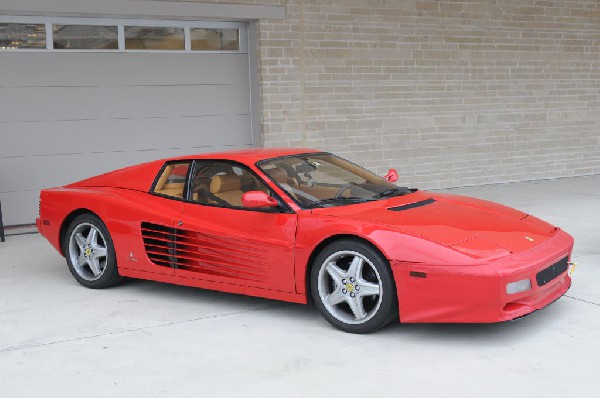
268 168 288 183
210 174 242 194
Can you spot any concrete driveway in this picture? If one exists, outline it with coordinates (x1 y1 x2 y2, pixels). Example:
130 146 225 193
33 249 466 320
1 176 599 397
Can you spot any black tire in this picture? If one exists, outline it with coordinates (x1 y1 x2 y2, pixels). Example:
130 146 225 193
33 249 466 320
310 239 398 334
63 213 123 289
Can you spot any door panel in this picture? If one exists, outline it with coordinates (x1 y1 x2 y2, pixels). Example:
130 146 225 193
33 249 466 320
114 193 183 276
178 204 297 292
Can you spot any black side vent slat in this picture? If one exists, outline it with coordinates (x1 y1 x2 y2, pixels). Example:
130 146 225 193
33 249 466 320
536 256 568 287
142 222 182 235
141 222 179 268
388 198 436 212
140 222 269 283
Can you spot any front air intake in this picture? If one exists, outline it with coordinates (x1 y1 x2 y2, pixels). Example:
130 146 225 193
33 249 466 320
536 256 568 287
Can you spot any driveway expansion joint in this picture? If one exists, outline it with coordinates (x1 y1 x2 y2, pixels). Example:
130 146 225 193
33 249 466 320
0 303 286 354
564 295 600 308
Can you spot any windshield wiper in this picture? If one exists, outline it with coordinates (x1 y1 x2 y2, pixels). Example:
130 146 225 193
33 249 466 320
373 187 411 198
307 197 373 208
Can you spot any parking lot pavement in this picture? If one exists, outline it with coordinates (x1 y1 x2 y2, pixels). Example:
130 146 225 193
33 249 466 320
1 175 599 398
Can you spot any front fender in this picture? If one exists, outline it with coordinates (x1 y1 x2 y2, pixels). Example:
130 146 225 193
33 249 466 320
294 212 478 295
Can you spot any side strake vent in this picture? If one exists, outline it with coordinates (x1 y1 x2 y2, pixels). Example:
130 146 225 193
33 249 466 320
140 222 269 282
388 198 436 212
141 222 177 268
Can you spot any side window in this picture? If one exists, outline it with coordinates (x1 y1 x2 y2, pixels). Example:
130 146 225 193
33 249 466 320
151 162 190 198
190 161 272 209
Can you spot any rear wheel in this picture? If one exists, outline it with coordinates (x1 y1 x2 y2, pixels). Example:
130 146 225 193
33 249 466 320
64 214 123 288
311 239 398 333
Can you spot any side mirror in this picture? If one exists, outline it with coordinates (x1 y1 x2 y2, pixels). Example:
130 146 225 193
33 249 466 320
383 168 398 183
242 191 278 208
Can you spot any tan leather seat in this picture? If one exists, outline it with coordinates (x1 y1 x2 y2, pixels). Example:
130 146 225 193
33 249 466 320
269 168 289 184
153 165 185 197
210 174 243 207
157 186 184 197
268 168 298 199
298 184 343 198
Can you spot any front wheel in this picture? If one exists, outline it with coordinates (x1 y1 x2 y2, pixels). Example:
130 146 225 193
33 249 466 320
311 239 398 333
64 213 123 289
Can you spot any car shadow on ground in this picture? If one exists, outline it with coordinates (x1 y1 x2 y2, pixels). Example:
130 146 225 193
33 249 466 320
379 302 568 343
115 277 568 343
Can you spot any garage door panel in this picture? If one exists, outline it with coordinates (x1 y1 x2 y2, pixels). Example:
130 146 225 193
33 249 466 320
0 85 250 123
0 141 251 226
1 25 253 225
0 53 249 87
0 115 251 160
0 191 41 227
0 143 252 195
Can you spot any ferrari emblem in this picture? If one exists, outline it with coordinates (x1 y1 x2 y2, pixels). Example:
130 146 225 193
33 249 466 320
345 283 355 293
525 236 534 242
85 248 92 256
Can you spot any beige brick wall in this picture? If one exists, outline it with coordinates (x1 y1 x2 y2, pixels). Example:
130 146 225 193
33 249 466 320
256 0 600 188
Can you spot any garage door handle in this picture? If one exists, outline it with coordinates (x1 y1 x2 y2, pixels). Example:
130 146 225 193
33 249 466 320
0 198 5 242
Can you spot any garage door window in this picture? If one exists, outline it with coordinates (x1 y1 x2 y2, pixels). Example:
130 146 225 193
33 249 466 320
125 26 184 51
53 25 118 50
0 23 46 49
0 17 246 53
191 28 239 51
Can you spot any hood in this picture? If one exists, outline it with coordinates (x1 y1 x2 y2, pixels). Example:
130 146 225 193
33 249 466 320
312 191 557 259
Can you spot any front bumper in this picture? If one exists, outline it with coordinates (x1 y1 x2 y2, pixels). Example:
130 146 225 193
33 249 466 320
391 230 574 323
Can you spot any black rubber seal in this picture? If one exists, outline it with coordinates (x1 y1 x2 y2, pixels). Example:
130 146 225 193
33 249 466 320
388 198 436 212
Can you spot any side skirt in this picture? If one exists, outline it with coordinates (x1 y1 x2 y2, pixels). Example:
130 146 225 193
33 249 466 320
119 268 308 304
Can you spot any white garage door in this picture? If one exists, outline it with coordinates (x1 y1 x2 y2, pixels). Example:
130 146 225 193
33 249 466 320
0 18 254 226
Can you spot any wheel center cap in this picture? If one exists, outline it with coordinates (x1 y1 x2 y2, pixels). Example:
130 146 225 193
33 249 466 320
345 283 355 293
85 247 92 257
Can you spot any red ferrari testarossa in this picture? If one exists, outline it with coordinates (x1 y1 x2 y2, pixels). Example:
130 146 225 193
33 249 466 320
37 148 575 333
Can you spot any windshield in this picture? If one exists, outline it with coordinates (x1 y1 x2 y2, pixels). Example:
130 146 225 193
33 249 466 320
257 153 412 208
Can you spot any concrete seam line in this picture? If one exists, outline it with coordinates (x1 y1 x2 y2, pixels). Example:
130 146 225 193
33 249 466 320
0 303 288 353
564 295 600 307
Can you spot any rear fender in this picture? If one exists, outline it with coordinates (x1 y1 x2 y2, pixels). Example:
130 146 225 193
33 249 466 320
38 188 182 264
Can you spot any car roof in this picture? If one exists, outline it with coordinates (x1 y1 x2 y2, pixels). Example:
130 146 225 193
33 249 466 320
174 148 322 164
66 148 323 192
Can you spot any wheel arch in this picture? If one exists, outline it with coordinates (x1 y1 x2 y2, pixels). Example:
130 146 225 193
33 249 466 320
304 233 392 305
59 208 101 256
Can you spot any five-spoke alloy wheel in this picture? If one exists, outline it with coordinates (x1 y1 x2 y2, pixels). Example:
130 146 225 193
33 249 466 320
311 239 398 333
64 214 122 288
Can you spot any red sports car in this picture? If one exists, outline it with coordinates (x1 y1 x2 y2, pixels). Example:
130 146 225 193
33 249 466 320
37 148 575 333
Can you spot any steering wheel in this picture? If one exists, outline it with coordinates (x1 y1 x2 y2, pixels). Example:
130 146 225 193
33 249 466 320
334 182 356 199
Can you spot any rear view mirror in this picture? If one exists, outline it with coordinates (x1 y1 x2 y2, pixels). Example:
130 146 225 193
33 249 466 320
383 169 398 183
242 191 278 208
